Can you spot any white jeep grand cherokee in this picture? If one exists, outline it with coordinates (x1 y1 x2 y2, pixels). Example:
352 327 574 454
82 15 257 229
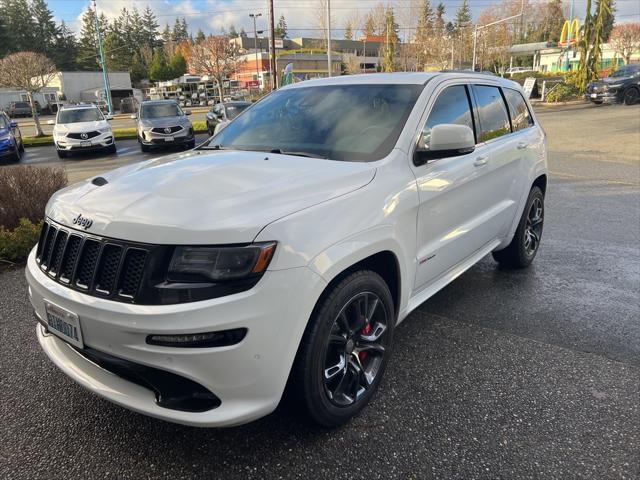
26 73 547 428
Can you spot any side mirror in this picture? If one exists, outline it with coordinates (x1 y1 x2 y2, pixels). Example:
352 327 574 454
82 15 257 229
184 109 192 116
46 119 55 125
105 114 113 121
414 124 475 165
130 114 137 120
9 121 18 129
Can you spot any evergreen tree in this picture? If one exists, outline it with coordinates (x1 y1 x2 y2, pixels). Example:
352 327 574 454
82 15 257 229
161 23 172 43
169 51 187 78
382 6 399 72
2 0 37 52
344 21 354 40
454 0 471 30
31 0 59 58
435 3 446 33
228 24 239 39
598 0 616 41
363 14 376 37
0 15 9 58
149 48 172 81
53 21 78 70
275 14 288 39
76 8 104 70
130 52 147 83
195 29 206 44
239 27 247 38
415 0 435 42
141 6 159 47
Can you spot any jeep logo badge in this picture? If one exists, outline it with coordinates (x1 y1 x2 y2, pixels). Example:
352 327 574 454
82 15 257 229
164 127 172 134
80 132 88 140
72 214 93 230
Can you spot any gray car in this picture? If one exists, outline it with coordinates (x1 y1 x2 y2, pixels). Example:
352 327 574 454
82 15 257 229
133 100 195 152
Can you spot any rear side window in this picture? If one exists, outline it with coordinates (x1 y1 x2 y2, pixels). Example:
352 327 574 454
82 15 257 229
503 88 534 131
473 85 511 142
421 85 475 147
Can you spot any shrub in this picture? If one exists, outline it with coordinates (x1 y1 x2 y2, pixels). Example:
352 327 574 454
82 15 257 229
0 166 67 230
0 218 42 263
546 83 582 103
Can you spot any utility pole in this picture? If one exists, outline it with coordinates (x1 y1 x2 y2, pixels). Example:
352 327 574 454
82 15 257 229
268 0 277 89
326 0 332 76
249 13 262 90
93 0 112 114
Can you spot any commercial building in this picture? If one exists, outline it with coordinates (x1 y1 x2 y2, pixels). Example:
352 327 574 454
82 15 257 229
44 71 134 109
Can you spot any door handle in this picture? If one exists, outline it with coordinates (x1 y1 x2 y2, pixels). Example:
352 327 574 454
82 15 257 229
517 141 529 150
473 156 488 167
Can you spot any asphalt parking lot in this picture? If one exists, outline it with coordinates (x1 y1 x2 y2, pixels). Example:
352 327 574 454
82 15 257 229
1 103 639 479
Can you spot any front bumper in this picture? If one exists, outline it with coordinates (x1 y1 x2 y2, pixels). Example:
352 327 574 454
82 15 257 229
55 132 114 152
139 127 194 146
26 249 326 427
585 90 620 104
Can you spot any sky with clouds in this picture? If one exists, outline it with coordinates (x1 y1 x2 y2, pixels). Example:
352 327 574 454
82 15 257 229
48 0 639 40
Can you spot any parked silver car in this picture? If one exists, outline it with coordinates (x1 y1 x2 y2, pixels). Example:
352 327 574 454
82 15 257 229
133 100 195 152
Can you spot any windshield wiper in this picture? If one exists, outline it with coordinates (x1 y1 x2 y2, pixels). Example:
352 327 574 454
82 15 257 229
267 148 327 159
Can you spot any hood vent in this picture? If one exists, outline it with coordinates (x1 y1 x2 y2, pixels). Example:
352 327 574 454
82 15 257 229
91 176 108 186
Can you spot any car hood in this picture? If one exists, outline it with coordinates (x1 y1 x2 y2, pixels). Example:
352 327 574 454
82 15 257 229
55 120 110 133
46 149 376 244
140 116 190 128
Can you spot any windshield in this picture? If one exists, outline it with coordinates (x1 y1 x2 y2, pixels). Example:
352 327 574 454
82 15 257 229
57 108 103 124
14 102 29 108
225 104 250 120
611 66 640 78
208 84 423 162
141 103 182 119
0 115 8 129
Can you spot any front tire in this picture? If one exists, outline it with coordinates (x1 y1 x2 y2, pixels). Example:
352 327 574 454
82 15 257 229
105 143 116 155
140 143 150 153
623 87 639 106
56 149 67 159
291 270 394 427
493 186 544 268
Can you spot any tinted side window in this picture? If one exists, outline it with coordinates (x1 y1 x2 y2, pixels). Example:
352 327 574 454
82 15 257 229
504 88 534 131
420 85 474 148
473 85 511 142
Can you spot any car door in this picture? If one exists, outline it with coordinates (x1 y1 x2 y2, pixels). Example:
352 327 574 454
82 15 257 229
412 82 497 291
471 84 533 239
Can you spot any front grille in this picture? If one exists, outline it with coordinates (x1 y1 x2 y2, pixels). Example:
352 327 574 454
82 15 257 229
67 131 101 139
151 125 182 134
36 219 149 303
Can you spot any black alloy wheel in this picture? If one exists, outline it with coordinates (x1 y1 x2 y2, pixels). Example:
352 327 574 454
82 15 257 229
492 186 544 268
323 291 389 407
291 270 394 427
623 87 639 105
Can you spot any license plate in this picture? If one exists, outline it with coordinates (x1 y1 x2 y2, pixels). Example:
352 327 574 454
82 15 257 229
44 300 84 349
164 136 174 142
590 93 598 98
80 140 91 147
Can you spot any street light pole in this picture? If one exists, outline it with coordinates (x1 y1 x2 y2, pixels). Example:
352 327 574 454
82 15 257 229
563 0 575 71
249 13 262 90
92 0 112 114
326 0 332 77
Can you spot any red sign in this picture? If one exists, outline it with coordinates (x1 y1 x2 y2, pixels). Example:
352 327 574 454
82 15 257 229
246 80 260 87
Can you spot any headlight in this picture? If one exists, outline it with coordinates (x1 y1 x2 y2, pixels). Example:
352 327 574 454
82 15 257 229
168 242 276 282
98 127 111 133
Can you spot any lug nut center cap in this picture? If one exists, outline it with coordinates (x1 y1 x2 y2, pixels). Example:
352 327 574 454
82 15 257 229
345 339 355 354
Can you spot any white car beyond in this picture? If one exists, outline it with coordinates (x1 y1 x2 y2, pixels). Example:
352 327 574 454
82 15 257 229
26 72 547 428
51 104 115 158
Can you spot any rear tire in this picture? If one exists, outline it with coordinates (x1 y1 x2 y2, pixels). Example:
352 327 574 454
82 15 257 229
493 186 544 268
290 270 394 427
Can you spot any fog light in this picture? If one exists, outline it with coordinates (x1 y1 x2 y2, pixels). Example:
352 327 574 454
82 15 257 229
146 328 247 348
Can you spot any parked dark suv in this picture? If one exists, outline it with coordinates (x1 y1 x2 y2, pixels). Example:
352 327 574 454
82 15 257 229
586 64 640 105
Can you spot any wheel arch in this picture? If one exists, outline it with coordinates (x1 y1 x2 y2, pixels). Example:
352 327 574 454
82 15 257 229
532 173 547 196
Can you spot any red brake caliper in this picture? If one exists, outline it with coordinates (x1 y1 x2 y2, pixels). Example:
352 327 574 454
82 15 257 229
359 323 373 362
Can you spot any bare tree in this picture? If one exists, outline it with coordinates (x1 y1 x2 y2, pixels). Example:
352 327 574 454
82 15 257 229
610 23 640 65
314 0 336 49
0 52 57 136
342 52 362 74
188 36 245 102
